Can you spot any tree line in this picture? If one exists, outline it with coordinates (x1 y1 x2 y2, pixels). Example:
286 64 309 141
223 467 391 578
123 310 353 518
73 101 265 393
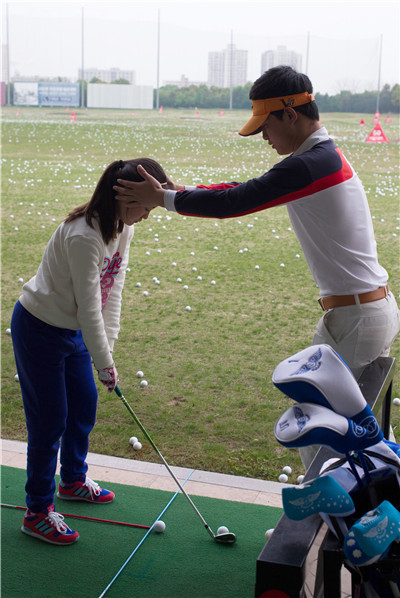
156 82 400 113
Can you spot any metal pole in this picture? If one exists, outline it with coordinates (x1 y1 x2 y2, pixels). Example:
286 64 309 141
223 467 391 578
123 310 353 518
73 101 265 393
156 8 160 110
6 2 11 105
81 6 85 108
305 31 310 75
376 33 383 113
229 30 233 110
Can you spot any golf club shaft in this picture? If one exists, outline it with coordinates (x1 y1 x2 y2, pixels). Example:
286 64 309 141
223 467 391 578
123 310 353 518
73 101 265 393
0 503 150 529
115 385 216 539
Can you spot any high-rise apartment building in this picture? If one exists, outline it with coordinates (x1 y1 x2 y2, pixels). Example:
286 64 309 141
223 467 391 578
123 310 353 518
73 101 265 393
78 67 136 84
208 44 248 88
261 46 302 73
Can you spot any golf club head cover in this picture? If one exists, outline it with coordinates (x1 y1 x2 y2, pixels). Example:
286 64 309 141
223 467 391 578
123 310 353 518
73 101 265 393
272 344 383 444
282 475 355 520
343 500 400 566
274 403 379 454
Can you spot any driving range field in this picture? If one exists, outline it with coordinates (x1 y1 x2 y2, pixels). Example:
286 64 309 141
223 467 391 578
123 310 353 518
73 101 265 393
1 107 399 484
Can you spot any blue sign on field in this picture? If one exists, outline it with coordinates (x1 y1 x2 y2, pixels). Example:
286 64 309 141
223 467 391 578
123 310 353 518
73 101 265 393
38 83 80 107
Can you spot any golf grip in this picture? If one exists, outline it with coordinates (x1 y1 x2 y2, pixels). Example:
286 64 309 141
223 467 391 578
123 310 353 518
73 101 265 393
114 385 215 539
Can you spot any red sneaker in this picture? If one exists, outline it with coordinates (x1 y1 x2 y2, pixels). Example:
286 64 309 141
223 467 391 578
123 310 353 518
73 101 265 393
21 504 79 545
57 476 115 503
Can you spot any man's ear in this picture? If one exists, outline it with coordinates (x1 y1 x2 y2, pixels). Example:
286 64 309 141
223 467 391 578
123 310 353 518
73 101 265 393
285 107 298 122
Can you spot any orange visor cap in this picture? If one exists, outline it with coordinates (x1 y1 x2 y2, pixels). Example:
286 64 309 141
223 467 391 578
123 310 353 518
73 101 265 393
239 92 315 136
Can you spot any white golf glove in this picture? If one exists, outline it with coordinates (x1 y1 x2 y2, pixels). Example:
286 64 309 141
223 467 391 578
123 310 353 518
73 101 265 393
97 363 119 392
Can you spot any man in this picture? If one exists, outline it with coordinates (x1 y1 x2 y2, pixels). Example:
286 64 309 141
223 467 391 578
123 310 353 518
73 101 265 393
114 66 399 468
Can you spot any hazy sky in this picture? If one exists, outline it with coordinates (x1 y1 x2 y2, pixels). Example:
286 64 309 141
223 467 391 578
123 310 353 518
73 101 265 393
2 0 399 95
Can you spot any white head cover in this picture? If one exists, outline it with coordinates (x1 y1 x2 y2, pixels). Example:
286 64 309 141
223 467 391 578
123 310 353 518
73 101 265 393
272 344 367 418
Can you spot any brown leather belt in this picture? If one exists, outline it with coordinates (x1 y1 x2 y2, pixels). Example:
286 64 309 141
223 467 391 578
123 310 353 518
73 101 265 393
318 285 389 311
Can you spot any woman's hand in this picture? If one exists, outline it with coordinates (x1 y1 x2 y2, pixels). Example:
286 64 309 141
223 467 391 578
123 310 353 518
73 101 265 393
97 363 119 392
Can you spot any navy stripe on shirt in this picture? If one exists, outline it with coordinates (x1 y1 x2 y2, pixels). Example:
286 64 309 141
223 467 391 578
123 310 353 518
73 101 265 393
174 138 354 219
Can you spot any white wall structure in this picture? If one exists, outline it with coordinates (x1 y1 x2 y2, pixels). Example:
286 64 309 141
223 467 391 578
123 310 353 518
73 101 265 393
87 84 153 109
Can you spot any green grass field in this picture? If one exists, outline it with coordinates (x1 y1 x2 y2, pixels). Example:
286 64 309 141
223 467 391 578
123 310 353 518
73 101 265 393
1 106 399 483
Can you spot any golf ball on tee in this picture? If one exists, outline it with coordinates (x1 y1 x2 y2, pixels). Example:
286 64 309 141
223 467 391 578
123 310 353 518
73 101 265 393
129 436 138 446
133 441 142 451
153 520 166 533
217 526 229 535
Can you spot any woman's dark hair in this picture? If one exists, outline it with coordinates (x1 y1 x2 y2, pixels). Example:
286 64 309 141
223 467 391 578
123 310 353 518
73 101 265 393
65 158 167 244
250 65 319 121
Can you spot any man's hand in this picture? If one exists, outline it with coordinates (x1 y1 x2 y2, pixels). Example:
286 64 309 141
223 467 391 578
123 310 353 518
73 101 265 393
165 174 184 191
113 164 167 209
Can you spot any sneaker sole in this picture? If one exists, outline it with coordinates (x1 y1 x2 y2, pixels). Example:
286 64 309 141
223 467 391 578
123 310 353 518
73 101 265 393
56 492 114 503
21 525 79 545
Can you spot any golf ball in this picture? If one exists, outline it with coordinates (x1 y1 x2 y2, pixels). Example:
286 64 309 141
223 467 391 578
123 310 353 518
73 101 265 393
129 436 138 445
140 380 148 388
185 306 191 311
282 466 292 475
297 475 305 484
393 398 400 405
136 370 144 378
14 374 19 381
279 474 288 483
265 528 275 539
133 441 142 451
217 526 229 535
5 328 11 335
153 520 166 533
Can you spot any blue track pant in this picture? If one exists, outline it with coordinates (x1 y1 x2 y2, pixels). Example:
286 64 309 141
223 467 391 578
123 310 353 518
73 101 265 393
11 301 99 512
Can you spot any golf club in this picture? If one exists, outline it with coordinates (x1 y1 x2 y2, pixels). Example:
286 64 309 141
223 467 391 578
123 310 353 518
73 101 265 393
114 385 236 544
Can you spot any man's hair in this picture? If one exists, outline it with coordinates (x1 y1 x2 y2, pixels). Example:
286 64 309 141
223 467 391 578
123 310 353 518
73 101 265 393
250 66 319 121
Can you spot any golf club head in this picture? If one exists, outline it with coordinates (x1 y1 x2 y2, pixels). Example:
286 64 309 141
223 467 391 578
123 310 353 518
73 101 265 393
215 532 236 544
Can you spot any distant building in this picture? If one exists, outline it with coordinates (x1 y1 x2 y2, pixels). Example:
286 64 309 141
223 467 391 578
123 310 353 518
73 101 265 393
163 74 205 88
208 44 248 88
79 67 136 84
261 46 302 73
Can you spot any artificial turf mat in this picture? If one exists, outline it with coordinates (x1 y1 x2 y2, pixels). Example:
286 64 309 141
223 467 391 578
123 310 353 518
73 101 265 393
1 465 283 598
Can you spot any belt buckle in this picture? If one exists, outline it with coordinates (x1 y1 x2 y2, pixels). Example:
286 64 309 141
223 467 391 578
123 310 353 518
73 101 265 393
318 297 327 311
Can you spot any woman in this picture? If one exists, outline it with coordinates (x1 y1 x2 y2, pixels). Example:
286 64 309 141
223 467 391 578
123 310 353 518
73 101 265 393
11 157 167 545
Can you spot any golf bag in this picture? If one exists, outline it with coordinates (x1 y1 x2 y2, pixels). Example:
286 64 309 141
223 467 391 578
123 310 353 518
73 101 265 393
272 344 400 598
